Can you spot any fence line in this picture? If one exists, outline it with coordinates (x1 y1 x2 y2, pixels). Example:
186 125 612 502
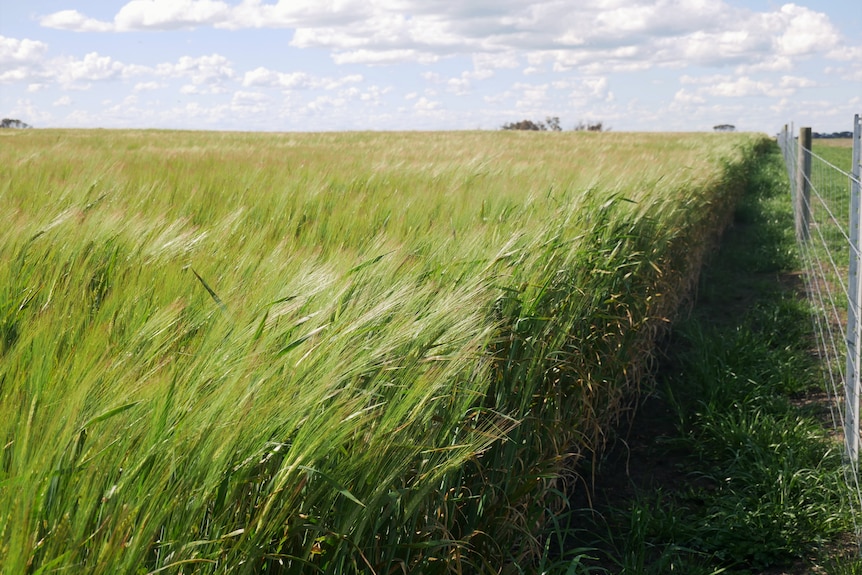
778 114 862 545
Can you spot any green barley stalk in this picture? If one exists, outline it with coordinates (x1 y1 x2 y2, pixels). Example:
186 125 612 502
0 129 767 573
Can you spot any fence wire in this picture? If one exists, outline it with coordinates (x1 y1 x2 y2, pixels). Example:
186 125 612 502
778 117 862 548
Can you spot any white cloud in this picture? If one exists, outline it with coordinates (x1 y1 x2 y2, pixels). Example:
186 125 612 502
37 1 858 76
0 68 33 83
413 96 439 112
447 74 471 95
240 67 275 87
225 0 372 30
483 91 512 105
772 4 839 57
40 0 373 33
841 68 862 82
331 49 439 66
22 49 246 95
422 68 493 96
56 52 126 87
735 56 793 74
0 36 49 66
677 71 816 102
42 1 231 32
779 75 815 90
1 40 171 89
0 36 50 84
134 81 165 92
14 1 859 134
53 95 72 107
40 10 114 32
680 74 724 86
179 84 202 94
591 0 726 40
550 76 613 106
513 82 549 109
702 76 776 98
232 90 268 105
583 76 611 100
473 52 519 72
307 94 348 112
4 46 252 99
325 74 363 89
673 89 706 105
115 0 230 30
824 47 862 82
155 54 235 86
359 85 390 104
242 67 362 90
828 46 862 62
8 98 54 126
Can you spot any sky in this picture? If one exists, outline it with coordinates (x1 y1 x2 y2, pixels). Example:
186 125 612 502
1 0 860 133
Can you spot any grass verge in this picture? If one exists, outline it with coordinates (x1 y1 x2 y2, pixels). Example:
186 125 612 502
551 141 861 574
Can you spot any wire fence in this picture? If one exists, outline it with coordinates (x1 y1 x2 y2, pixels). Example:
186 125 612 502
778 115 862 544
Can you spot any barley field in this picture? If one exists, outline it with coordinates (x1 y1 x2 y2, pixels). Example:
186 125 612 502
0 129 769 573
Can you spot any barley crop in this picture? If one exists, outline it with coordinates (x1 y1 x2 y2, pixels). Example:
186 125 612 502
0 129 769 573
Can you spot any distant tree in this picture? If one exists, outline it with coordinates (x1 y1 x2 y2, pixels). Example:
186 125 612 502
573 120 606 132
502 119 546 131
713 124 735 132
501 116 608 132
813 131 853 139
501 116 563 131
0 118 32 129
545 116 562 132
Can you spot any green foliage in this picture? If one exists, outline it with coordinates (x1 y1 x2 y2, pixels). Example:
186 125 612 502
657 311 849 571
0 129 767 573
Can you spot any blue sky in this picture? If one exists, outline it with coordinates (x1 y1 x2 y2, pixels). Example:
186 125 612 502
1 0 860 133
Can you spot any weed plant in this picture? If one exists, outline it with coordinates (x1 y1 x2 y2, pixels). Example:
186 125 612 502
0 129 767 573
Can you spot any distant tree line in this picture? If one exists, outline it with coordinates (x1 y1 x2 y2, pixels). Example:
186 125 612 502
573 120 605 132
501 117 606 132
1 118 32 129
813 131 854 139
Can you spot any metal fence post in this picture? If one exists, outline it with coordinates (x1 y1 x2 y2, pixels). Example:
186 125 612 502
854 114 862 202
796 127 812 241
849 114 862 465
846 115 862 465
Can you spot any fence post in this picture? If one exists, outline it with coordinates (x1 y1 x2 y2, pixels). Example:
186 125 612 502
796 127 812 241
781 125 797 203
854 114 861 194
847 116 862 466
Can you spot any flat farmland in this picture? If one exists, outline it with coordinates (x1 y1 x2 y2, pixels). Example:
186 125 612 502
0 129 769 573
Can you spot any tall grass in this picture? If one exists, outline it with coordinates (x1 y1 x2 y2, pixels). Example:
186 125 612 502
0 129 768 573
